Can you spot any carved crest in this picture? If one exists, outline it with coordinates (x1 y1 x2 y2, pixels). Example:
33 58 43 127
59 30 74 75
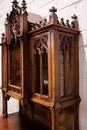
11 1 21 42
34 35 48 55
10 0 27 42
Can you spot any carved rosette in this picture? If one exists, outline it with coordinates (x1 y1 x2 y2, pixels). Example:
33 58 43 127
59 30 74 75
34 35 48 55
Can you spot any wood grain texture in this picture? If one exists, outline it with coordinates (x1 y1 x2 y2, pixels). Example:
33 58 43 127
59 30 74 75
0 112 49 130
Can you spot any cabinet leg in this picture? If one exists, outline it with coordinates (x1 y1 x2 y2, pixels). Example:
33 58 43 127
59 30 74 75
1 91 8 117
50 108 60 130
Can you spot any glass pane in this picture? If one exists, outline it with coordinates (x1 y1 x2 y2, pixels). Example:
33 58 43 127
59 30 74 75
60 50 64 96
67 50 72 95
42 51 48 95
35 54 40 93
10 42 20 86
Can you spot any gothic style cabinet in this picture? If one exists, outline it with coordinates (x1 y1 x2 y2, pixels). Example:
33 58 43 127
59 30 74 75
0 0 29 116
0 1 80 130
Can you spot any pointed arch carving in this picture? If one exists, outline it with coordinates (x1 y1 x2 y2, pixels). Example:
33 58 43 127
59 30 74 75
34 35 48 55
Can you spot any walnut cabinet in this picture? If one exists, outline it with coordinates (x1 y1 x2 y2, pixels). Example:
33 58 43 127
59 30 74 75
0 1 80 130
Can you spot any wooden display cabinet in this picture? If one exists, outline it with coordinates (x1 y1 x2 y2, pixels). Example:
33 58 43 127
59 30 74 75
0 1 80 130
0 0 29 116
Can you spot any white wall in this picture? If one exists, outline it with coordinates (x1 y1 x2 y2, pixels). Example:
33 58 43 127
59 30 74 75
0 0 87 129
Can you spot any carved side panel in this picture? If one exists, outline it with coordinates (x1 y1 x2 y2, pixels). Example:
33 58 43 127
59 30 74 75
59 34 73 97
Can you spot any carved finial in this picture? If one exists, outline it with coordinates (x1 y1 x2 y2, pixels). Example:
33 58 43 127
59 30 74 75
49 7 58 24
31 23 36 30
35 23 40 29
71 14 77 20
12 0 20 14
1 33 6 42
39 18 48 26
66 19 70 27
39 20 43 25
49 7 57 13
4 13 9 25
43 18 47 26
21 0 27 14
12 0 18 6
71 14 78 29
1 33 5 37
21 0 27 9
6 13 9 18
60 18 65 26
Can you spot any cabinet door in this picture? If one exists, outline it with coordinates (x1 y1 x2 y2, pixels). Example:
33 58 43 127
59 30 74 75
7 39 22 100
31 34 49 98
10 40 20 86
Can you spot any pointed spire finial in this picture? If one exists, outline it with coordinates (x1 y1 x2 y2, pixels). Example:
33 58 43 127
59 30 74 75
21 0 27 9
12 0 20 11
12 0 18 6
49 7 57 13
71 14 77 20
49 7 58 24
21 0 27 14
71 14 78 29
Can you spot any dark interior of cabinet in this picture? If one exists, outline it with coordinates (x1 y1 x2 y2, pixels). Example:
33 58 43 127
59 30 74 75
10 40 20 86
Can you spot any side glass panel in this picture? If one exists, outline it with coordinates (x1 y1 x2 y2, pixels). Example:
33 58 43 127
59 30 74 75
34 35 48 96
35 54 40 93
66 50 72 96
10 41 20 86
60 50 65 97
42 51 48 95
